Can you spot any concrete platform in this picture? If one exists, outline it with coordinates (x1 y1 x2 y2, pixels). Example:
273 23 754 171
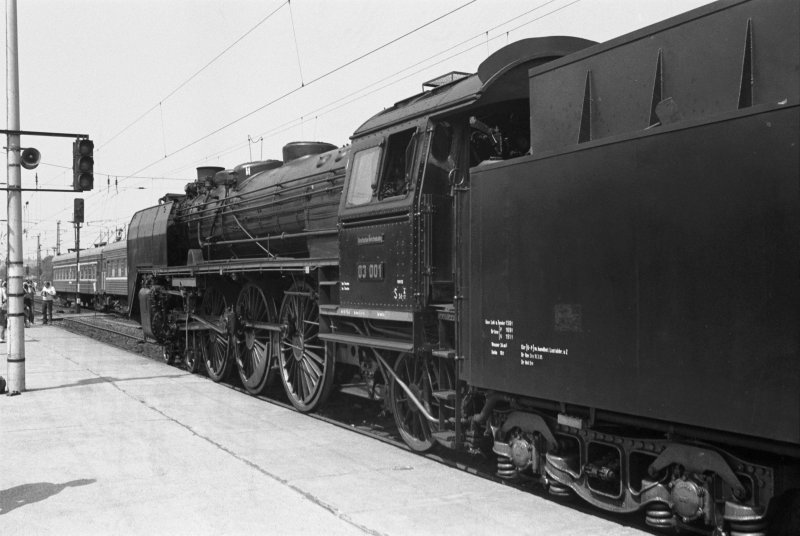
0 326 650 535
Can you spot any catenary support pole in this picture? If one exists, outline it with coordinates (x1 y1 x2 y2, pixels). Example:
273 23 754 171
6 0 25 394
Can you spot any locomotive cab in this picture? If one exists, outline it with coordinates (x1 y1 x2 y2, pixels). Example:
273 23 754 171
323 37 596 449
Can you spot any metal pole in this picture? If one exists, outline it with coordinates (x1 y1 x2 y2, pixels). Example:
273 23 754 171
5 0 25 394
36 234 41 280
75 222 81 313
56 220 61 255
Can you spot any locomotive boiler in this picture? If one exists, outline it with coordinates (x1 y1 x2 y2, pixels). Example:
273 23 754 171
128 1 799 534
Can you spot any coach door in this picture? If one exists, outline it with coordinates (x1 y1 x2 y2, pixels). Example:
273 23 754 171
102 259 108 292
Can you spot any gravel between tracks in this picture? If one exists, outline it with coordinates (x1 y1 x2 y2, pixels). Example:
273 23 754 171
59 313 163 361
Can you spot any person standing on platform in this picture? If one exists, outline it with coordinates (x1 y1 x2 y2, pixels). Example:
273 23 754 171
23 280 34 327
41 280 56 324
0 280 7 342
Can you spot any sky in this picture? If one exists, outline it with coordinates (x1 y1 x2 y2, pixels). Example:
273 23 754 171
2 0 714 260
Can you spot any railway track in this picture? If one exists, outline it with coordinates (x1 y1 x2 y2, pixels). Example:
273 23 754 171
58 313 662 535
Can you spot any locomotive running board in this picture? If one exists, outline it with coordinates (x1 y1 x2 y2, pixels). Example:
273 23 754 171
318 332 413 352
137 256 338 277
319 306 413 323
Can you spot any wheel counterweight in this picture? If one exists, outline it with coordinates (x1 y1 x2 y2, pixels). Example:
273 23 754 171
278 281 334 412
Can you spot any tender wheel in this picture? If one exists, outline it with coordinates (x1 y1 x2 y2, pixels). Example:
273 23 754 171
278 281 333 412
390 352 452 452
234 283 276 395
200 284 233 382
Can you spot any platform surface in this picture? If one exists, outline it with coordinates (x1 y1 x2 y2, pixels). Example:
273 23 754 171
0 325 650 535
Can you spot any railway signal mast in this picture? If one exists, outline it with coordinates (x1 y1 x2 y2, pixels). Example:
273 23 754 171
5 0 25 394
73 199 84 313
3 0 94 393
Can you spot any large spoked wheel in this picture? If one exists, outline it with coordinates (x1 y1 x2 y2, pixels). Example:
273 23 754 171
200 284 233 382
390 352 451 452
234 283 277 395
278 281 334 412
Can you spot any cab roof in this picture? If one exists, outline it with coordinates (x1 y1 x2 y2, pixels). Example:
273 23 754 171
351 36 596 138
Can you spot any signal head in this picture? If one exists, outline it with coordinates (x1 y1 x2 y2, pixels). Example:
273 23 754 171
74 198 84 223
72 138 94 191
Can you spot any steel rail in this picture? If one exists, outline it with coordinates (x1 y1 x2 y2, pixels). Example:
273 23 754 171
62 316 149 343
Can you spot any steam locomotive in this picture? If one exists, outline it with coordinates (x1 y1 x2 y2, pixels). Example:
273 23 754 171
127 1 799 533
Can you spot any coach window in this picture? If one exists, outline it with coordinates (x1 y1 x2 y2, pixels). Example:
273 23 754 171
346 146 382 206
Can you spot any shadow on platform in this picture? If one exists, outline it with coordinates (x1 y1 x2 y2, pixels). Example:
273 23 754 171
0 479 96 515
27 374 189 392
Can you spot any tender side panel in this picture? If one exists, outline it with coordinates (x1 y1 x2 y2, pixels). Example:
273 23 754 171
529 0 799 154
465 105 800 444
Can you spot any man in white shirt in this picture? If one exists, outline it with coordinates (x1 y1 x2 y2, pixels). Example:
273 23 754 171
41 281 56 324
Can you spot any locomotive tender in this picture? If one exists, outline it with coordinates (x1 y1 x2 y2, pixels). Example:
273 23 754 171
128 1 799 533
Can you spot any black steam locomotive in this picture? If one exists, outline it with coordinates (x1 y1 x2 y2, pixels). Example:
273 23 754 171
127 1 799 533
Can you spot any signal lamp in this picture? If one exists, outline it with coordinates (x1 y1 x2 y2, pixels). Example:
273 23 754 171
74 198 84 223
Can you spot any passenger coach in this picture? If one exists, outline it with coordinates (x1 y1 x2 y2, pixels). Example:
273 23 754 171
52 239 128 309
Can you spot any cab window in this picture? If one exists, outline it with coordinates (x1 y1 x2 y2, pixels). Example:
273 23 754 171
346 146 381 206
345 127 419 206
378 128 416 200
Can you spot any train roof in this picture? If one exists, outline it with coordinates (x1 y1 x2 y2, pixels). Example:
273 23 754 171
351 36 595 138
102 240 127 254
52 239 126 264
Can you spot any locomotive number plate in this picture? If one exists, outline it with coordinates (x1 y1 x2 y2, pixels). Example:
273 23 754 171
357 262 385 281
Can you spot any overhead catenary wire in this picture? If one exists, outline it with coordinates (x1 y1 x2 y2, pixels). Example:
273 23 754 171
32 0 584 254
25 0 580 216
97 0 289 151
36 162 186 182
124 0 479 179
288 0 305 87
158 0 579 178
49 0 565 188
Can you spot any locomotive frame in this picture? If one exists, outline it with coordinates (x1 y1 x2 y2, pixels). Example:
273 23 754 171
127 2 799 534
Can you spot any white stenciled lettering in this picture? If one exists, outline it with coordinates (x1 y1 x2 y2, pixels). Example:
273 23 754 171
485 318 514 358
